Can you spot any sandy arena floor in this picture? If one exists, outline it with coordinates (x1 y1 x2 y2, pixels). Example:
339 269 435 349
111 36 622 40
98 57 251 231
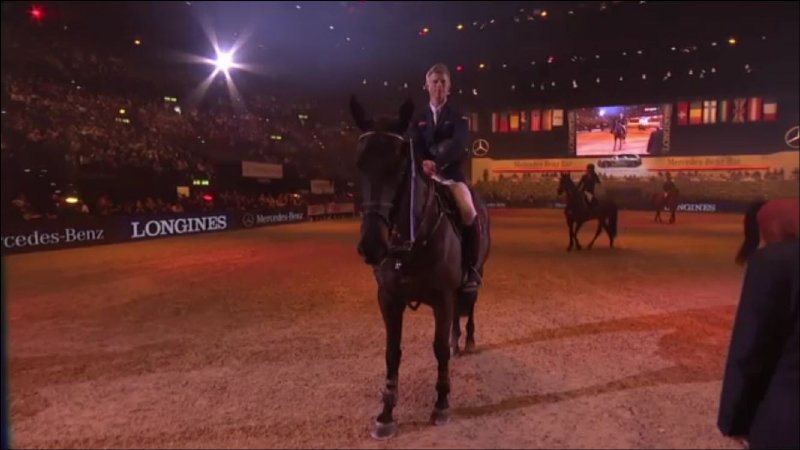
6 209 748 449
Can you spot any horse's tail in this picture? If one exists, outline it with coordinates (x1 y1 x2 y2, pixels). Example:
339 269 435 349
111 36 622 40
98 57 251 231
735 200 766 265
608 204 619 238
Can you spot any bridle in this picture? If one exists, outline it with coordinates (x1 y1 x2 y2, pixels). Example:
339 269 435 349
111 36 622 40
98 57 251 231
358 131 443 256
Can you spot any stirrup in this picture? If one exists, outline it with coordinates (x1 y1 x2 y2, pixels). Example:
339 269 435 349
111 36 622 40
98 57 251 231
462 267 482 292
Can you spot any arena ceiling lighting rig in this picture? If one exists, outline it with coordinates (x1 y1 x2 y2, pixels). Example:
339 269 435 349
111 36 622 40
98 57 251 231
174 19 264 113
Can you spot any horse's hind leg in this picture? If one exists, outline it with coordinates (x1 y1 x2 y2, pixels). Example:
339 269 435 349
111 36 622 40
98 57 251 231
573 221 586 250
431 295 455 426
566 217 575 251
587 220 603 250
465 299 476 353
371 293 405 440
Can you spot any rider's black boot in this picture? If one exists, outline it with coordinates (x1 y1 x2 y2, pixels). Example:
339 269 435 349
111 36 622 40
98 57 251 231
462 219 482 292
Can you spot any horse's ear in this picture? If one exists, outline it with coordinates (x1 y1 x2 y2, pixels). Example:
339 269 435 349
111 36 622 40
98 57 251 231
349 95 372 132
396 98 414 133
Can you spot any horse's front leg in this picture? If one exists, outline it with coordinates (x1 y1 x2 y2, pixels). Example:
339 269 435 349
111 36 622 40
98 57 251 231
431 292 455 426
371 290 405 440
450 311 461 357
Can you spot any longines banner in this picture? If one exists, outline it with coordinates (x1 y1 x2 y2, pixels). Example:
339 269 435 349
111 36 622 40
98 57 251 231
2 208 311 255
472 150 799 179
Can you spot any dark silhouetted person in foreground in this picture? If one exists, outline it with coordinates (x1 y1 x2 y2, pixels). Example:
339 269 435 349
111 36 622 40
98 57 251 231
718 238 799 450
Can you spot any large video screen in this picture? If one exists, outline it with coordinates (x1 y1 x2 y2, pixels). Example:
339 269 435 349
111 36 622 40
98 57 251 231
574 104 669 156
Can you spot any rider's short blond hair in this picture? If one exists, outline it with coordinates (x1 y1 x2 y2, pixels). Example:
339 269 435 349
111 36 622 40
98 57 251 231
425 63 450 81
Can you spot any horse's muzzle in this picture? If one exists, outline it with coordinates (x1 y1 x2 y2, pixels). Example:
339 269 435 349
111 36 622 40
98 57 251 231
358 240 388 266
358 212 391 265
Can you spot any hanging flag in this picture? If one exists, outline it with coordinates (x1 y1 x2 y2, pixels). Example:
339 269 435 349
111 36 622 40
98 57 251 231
519 111 528 132
763 101 778 121
748 97 763 122
732 98 747 123
676 101 689 125
491 112 499 133
531 110 542 131
499 112 509 133
552 109 564 127
703 100 717 124
471 112 480 132
542 109 553 131
718 99 731 123
689 101 703 125
509 112 520 132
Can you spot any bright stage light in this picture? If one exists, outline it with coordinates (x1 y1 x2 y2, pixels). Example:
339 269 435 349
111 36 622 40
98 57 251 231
215 50 234 73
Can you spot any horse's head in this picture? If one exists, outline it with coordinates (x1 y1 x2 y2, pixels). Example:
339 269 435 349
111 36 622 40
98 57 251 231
351 95 415 265
556 172 574 196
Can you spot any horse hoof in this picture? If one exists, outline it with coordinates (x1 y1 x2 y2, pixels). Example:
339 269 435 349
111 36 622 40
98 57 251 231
566 247 573 252
576 246 582 251
430 408 450 426
370 420 398 440
587 245 594 251
465 340 476 353
450 345 460 357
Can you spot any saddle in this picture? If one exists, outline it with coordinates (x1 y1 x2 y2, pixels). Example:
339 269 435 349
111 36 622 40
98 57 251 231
583 191 599 209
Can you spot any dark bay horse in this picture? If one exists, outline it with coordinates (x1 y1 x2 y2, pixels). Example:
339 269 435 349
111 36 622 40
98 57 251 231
653 189 680 224
735 197 799 264
612 121 627 152
351 97 490 439
557 173 618 251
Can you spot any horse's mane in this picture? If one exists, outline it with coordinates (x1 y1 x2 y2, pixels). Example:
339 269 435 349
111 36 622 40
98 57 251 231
368 116 408 135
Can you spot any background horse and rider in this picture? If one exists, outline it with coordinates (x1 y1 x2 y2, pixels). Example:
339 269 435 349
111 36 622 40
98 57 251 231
612 115 627 152
735 197 799 265
557 172 619 251
653 189 680 224
351 96 490 439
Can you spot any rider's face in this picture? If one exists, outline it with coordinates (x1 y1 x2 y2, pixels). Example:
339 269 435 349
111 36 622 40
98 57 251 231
426 73 450 106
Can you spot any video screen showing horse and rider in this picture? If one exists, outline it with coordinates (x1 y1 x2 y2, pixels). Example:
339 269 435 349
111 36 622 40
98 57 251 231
575 104 668 156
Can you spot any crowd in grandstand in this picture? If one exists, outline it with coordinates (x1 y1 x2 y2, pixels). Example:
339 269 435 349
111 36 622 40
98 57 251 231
1 24 363 223
2 8 797 225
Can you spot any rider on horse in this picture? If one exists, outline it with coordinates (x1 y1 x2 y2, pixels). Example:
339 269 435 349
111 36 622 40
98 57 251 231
663 172 677 198
612 113 627 152
662 172 678 198
409 63 482 292
577 163 602 208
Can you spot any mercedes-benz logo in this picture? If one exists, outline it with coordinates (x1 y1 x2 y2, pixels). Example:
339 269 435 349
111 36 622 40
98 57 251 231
472 139 489 157
785 126 799 149
242 213 255 228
